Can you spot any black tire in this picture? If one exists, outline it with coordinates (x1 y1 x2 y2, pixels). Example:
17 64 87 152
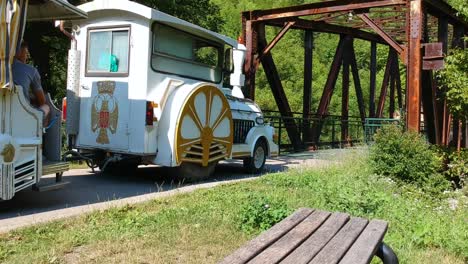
177 162 217 182
56 172 63 182
243 140 267 174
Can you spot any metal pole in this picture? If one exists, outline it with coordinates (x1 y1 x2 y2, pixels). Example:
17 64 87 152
406 0 423 132
370 42 377 117
278 117 282 156
303 30 314 144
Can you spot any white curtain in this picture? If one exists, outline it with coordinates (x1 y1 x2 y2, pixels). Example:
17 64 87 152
111 30 128 73
0 0 28 89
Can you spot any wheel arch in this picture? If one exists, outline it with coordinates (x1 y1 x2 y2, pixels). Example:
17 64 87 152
255 136 269 155
174 84 233 167
247 132 269 157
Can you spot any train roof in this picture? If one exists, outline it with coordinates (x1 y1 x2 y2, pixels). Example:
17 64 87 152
28 0 88 21
78 0 238 47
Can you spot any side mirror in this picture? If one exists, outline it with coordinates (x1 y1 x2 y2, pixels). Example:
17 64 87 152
223 48 234 73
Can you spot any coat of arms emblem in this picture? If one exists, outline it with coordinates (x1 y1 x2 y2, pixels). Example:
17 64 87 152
91 81 119 144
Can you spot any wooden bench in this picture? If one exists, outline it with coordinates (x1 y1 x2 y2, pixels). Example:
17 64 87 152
220 208 398 264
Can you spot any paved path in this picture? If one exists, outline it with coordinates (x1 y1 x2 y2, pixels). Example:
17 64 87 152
0 153 337 233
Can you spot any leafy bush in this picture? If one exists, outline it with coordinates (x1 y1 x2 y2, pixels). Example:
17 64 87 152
370 125 445 188
446 149 468 189
238 195 291 234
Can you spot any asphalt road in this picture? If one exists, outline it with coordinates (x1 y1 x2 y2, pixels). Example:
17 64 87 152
0 154 336 232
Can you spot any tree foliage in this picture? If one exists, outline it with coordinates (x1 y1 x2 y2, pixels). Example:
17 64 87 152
134 0 224 32
437 46 468 121
446 0 468 20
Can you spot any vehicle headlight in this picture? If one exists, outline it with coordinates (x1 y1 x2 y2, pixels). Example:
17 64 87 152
255 116 264 125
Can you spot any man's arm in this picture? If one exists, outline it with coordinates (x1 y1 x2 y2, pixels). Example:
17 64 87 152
31 69 51 126
31 69 46 106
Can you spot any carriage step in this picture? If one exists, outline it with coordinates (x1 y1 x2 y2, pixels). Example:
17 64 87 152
33 181 70 192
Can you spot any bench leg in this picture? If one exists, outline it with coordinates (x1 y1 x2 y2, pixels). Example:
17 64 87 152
376 242 399 264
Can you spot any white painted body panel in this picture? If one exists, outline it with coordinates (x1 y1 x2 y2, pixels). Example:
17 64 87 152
0 88 42 200
73 13 150 154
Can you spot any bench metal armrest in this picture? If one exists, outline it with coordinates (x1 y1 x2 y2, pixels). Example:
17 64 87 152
376 242 399 264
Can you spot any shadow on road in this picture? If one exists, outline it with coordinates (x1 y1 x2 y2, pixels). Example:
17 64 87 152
0 159 293 220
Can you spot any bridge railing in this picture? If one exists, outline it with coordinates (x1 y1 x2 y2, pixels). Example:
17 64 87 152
363 118 401 144
263 110 365 154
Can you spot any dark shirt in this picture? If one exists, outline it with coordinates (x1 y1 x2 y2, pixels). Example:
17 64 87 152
12 59 44 102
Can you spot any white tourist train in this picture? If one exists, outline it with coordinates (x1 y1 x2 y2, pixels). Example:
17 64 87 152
0 0 278 200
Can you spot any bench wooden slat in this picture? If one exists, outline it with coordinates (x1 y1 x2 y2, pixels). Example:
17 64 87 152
219 208 314 264
280 212 350 264
248 210 331 264
338 220 388 264
309 217 369 264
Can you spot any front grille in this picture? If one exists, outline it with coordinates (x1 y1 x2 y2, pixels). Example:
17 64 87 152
14 160 36 192
15 160 34 178
233 119 255 144
182 143 228 164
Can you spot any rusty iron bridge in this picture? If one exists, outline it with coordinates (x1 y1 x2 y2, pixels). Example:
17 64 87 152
240 0 467 152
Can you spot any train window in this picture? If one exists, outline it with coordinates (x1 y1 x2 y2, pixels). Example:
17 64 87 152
151 23 223 83
86 27 130 76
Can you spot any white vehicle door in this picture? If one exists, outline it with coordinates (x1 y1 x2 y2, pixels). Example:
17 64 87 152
77 27 131 151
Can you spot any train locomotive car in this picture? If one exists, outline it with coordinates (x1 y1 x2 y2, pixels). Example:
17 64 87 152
66 0 278 179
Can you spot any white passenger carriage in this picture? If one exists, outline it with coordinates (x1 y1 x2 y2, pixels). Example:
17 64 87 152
0 0 87 201
67 0 278 179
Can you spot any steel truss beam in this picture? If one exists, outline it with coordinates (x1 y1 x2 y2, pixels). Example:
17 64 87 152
395 58 403 110
342 38 351 142
421 11 439 144
253 0 406 21
257 21 296 63
422 70 438 143
243 20 258 100
369 42 377 117
266 18 386 44
349 42 367 126
357 13 404 54
303 30 314 144
316 36 347 117
406 0 423 132
377 49 396 118
312 36 347 145
257 24 303 151
390 63 396 118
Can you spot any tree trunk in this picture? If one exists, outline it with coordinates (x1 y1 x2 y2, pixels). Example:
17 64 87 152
457 120 462 152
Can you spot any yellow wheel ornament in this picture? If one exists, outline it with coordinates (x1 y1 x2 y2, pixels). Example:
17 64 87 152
175 85 233 166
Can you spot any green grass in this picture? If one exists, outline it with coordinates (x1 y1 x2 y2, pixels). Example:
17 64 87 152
0 153 467 264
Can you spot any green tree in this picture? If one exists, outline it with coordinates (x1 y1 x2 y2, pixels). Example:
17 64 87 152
135 0 224 32
446 0 468 19
437 47 468 122
437 46 468 150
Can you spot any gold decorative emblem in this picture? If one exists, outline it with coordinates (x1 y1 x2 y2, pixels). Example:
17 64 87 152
91 81 119 144
1 143 15 163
